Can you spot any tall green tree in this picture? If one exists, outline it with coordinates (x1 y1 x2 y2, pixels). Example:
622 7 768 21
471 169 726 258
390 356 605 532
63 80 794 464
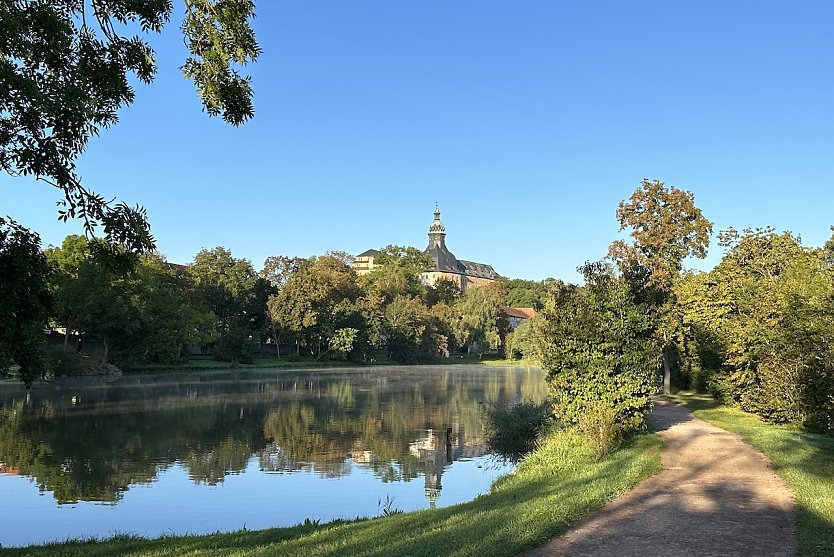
270 254 365 359
2 1 260 251
504 278 553 309
453 283 508 356
424 277 461 308
609 179 713 393
0 217 51 383
129 255 217 365
260 255 303 356
45 235 142 365
188 247 259 363
380 296 450 363
359 245 434 355
44 235 91 350
362 245 434 304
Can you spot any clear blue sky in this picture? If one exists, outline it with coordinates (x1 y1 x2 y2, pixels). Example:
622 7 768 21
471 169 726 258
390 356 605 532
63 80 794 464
2 1 833 282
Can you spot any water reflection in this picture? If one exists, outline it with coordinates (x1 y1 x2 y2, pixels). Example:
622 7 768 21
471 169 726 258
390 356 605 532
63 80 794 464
0 365 546 545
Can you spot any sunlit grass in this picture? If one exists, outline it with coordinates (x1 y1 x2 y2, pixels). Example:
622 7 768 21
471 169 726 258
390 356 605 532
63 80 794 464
3 431 662 557
479 358 539 367
126 354 513 373
669 391 834 557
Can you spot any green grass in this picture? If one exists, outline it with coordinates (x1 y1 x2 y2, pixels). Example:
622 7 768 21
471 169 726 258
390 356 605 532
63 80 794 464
669 392 834 557
124 354 355 372
478 358 539 367
3 431 662 557
125 354 515 373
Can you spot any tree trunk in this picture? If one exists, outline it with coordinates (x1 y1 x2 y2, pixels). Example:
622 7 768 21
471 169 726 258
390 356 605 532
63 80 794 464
273 325 280 358
102 337 109 365
662 346 672 394
63 319 72 352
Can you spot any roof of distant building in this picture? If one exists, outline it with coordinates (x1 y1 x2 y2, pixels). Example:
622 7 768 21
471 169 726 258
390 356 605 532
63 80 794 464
424 207 501 280
354 207 503 282
502 307 537 319
458 259 500 280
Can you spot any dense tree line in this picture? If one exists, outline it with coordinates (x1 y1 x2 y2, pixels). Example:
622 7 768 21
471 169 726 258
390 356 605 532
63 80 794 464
511 179 834 438
675 228 834 433
1 231 539 382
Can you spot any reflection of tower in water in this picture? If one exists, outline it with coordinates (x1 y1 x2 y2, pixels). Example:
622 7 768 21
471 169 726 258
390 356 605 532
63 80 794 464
411 426 467 508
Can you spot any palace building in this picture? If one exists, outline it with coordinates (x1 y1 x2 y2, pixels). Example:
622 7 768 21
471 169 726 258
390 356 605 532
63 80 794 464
354 207 502 291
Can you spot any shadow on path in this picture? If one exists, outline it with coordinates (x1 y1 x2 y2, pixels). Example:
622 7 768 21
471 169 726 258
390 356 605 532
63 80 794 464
526 398 796 557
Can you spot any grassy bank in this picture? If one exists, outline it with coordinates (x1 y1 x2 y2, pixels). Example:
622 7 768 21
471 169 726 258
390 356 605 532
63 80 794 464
124 354 513 373
478 358 540 368
669 392 834 557
3 431 662 557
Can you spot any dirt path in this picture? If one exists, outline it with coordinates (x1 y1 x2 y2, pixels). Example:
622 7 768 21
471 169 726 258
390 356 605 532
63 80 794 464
526 398 796 557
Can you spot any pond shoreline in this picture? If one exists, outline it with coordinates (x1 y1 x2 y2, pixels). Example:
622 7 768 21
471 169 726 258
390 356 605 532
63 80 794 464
0 430 663 556
0 365 547 548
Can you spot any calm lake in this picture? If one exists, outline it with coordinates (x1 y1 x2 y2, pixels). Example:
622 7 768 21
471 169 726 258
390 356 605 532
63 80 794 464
0 364 546 548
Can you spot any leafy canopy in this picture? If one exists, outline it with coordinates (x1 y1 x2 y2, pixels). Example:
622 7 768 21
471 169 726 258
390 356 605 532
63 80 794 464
1 0 260 252
610 178 713 290
0 217 51 383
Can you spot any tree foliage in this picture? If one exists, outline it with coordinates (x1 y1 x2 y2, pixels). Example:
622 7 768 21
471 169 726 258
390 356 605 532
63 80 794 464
0 217 51 383
1 0 260 251
453 282 508 356
609 178 713 393
12 234 552 380
536 262 660 432
270 254 366 359
382 295 450 363
188 246 260 363
610 179 713 290
676 228 834 432
362 245 433 305
503 278 552 309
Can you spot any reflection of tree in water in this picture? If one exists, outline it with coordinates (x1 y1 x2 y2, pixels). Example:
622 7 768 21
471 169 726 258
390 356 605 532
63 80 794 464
0 367 547 504
0 392 269 502
259 368 546 491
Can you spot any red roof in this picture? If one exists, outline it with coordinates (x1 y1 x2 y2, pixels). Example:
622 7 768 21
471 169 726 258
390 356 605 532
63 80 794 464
502 307 537 319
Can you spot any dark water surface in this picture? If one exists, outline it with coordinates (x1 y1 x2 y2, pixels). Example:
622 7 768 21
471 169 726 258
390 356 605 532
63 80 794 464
0 365 546 547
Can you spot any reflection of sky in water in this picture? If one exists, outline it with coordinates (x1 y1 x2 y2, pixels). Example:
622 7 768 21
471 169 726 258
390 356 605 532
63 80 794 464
0 454 512 547
0 365 545 547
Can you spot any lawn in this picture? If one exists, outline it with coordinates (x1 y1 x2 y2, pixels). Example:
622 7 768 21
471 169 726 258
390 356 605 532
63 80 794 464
125 354 513 373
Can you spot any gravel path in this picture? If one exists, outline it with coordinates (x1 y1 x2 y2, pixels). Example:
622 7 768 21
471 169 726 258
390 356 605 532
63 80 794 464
526 398 796 557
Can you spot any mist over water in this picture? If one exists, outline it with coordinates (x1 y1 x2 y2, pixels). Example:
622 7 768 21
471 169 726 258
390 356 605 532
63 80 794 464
0 365 546 547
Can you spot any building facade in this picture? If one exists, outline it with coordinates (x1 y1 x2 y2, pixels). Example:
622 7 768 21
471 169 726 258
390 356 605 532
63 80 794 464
352 249 379 275
422 207 501 290
353 207 502 291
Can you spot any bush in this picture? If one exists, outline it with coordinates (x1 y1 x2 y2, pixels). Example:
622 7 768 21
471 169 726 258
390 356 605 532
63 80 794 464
485 399 553 459
46 348 87 376
538 267 659 434
577 402 622 460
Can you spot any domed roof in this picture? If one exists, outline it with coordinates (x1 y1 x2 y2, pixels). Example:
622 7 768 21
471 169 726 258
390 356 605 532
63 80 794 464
428 206 445 234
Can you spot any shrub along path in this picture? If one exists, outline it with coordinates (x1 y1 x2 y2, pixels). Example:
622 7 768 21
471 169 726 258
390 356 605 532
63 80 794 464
527 398 796 557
